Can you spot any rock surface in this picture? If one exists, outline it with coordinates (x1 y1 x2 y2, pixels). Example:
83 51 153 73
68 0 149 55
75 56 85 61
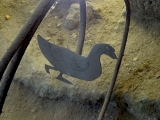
1 0 160 120
130 0 160 20
64 2 95 30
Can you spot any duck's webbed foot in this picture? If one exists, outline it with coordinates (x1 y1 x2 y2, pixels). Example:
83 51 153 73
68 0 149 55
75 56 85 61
45 64 56 74
56 73 72 85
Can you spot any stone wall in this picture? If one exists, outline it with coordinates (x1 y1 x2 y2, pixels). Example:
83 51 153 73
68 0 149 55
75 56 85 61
130 0 160 20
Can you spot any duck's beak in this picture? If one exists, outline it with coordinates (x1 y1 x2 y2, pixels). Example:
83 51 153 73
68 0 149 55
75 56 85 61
109 52 118 59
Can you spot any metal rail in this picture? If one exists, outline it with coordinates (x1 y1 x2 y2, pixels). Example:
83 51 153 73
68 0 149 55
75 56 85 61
98 0 131 119
76 0 86 55
0 0 56 114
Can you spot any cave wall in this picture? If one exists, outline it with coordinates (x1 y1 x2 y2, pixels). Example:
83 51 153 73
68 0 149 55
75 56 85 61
130 0 160 20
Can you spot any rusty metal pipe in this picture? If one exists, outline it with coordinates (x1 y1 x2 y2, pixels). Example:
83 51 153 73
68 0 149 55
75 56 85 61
0 0 56 114
0 0 57 80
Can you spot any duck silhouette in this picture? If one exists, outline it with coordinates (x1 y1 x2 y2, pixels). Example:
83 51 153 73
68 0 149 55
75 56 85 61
37 35 117 82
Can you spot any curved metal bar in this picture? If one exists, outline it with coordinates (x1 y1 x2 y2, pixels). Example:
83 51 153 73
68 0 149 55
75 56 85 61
76 0 86 55
97 0 131 119
0 0 56 114
0 0 57 81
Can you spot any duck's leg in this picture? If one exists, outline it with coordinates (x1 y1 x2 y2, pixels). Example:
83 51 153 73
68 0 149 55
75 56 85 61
45 64 56 74
56 73 72 85
56 72 63 79
45 65 72 85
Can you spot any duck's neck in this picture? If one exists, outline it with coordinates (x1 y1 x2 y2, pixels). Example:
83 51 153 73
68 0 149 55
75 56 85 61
87 47 102 74
87 47 101 62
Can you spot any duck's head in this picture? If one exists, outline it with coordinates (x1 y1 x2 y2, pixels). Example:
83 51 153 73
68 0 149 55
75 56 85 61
92 44 117 59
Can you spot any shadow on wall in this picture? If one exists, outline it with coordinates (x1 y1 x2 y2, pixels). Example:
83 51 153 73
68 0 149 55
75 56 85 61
130 0 160 20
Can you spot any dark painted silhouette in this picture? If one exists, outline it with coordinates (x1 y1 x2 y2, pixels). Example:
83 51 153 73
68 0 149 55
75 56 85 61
37 35 117 82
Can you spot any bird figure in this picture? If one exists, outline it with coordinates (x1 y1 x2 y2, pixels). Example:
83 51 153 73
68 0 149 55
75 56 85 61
37 35 117 82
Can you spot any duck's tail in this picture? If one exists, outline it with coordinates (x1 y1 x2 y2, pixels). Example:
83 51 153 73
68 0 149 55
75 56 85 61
37 35 55 64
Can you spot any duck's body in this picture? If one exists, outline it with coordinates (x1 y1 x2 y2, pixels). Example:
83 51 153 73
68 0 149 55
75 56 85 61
37 35 117 81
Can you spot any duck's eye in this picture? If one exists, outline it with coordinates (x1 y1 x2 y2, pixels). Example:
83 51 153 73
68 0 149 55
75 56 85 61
106 47 109 51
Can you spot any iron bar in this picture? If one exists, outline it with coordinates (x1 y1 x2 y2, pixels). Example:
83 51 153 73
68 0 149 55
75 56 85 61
97 0 131 119
76 0 86 55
